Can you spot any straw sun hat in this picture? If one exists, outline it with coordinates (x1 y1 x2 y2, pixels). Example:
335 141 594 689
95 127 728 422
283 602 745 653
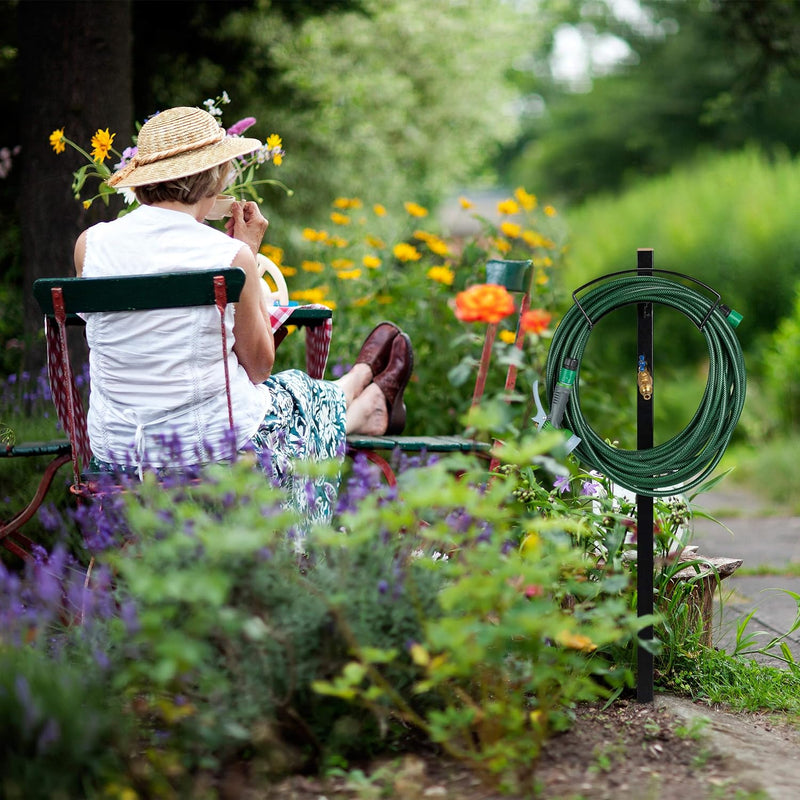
107 106 262 189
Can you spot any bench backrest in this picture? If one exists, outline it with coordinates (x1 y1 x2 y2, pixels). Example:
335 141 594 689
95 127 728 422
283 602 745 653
33 267 246 315
33 267 247 489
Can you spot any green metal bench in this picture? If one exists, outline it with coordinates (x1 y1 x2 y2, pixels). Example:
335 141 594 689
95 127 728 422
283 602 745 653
0 439 72 560
346 258 532 486
0 268 251 560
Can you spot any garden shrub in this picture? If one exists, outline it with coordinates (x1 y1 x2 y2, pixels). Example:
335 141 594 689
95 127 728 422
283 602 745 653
0 430 658 797
563 147 800 362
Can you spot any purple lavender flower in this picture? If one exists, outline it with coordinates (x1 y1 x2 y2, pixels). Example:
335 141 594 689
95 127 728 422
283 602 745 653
580 480 600 497
120 599 140 635
553 475 571 495
115 145 137 170
36 717 61 753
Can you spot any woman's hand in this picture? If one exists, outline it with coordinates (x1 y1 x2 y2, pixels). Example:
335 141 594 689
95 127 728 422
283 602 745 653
225 201 269 257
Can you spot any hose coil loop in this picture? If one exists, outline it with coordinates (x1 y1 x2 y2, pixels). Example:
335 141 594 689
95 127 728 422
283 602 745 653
545 274 746 497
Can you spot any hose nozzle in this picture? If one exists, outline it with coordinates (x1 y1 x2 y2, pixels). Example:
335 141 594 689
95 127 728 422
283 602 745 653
532 380 581 455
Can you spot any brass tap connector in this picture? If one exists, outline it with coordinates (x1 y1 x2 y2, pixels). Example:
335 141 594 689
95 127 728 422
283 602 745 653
637 355 653 400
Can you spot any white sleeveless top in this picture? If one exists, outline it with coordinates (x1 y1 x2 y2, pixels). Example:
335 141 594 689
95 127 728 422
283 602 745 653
82 204 271 471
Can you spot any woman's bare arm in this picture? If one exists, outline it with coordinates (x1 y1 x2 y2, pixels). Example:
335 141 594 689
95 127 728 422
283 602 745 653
230 245 275 384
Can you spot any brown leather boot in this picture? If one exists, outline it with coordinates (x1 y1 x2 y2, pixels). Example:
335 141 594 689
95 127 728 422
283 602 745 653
373 332 413 434
354 322 401 377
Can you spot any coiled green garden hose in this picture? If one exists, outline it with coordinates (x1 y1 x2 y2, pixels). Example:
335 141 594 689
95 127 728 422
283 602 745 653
544 273 747 497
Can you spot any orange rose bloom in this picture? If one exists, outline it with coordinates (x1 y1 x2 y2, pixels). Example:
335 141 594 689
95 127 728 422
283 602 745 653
521 308 552 334
454 284 515 324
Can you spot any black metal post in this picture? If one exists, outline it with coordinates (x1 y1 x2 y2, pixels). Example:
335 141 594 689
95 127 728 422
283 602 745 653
636 248 655 703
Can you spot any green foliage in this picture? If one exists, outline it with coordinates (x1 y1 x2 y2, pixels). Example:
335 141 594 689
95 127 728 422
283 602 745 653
660 643 800 716
506 0 800 203
560 148 800 365
269 189 566 436
0 646 130 800
315 447 645 791
0 433 655 796
762 284 800 430
207 0 542 232
723 438 800 514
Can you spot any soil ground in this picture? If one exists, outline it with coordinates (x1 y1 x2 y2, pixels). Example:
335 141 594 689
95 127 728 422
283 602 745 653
261 694 800 799
259 487 800 799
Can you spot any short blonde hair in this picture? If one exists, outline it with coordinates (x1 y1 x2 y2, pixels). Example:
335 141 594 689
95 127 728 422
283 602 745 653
135 162 229 206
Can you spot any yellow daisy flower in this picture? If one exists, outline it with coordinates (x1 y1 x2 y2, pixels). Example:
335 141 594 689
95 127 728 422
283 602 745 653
49 128 66 154
556 630 597 652
499 330 516 344
393 243 422 262
279 265 298 277
404 201 428 218
459 196 474 209
497 198 520 215
425 236 449 257
493 238 512 254
301 260 325 273
544 205 557 217
373 204 387 217
522 230 546 248
326 236 349 248
302 228 328 242
330 212 350 225
500 221 522 239
427 265 455 286
336 269 362 280
291 288 327 304
266 133 282 149
363 255 381 269
331 258 355 271
365 235 386 249
90 128 115 162
333 196 362 209
273 153 283 166
260 244 283 265
514 187 537 211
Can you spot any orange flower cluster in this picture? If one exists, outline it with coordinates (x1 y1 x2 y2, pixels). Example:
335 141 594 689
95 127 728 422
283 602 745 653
454 283 515 324
521 308 552 335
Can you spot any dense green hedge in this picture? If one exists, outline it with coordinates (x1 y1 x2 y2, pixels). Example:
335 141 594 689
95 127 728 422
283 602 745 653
561 147 800 364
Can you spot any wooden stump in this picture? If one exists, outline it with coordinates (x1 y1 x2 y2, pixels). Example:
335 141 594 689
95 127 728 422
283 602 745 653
667 550 742 647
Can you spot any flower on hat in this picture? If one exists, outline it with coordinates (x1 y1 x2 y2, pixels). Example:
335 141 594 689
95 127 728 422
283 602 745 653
89 129 115 163
49 129 66 154
53 91 289 215
226 117 256 136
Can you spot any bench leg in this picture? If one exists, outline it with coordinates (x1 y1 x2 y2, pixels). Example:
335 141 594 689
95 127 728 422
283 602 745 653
346 447 398 488
0 453 72 560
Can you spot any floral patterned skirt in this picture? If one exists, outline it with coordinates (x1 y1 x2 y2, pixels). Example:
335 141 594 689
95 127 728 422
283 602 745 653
90 369 347 529
249 370 347 526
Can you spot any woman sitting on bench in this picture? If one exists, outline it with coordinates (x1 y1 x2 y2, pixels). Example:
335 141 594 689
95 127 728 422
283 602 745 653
73 106 413 526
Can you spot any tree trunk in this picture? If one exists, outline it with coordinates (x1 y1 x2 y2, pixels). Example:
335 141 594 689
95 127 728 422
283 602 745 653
18 0 132 373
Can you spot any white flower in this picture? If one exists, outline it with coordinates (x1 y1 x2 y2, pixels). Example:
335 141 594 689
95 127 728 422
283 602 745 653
117 187 137 205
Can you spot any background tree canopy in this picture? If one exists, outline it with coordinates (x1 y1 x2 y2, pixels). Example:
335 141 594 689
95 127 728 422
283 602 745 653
501 0 800 203
1 0 800 378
